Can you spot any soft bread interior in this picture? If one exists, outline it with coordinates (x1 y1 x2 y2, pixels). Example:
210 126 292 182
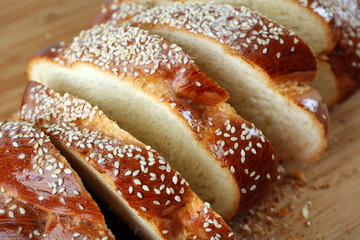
51 138 162 240
123 0 331 54
309 60 338 107
28 60 238 218
147 28 325 161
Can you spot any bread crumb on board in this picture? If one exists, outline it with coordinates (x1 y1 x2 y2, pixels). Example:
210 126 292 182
229 165 332 239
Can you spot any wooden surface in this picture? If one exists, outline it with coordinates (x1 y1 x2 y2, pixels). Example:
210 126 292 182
0 0 359 239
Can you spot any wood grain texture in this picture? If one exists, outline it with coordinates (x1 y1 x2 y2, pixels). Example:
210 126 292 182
0 0 359 239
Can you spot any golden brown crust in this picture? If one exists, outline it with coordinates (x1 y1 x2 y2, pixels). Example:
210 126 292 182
295 0 360 103
102 0 360 105
38 24 228 106
97 2 328 160
20 81 236 239
28 22 279 218
0 121 114 239
101 2 317 84
201 105 279 211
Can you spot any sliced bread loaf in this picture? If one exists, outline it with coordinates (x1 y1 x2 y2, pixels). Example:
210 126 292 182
104 2 329 161
104 0 360 106
27 24 279 219
20 81 236 239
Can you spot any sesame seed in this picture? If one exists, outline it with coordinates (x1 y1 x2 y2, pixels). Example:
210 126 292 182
172 175 178 184
137 192 143 199
134 179 141 185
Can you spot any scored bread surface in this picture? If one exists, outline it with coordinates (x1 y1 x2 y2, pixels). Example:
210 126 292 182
19 81 236 239
27 24 279 219
98 2 329 162
0 121 114 240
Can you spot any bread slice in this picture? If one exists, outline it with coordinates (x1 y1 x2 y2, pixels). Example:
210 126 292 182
27 24 279 219
0 121 114 239
109 2 329 162
20 81 236 239
106 0 360 106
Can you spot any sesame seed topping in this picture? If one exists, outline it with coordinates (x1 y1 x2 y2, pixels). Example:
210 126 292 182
8 211 15 218
137 192 143 199
128 186 134 194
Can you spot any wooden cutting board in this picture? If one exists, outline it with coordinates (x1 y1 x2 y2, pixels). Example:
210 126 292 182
0 0 359 239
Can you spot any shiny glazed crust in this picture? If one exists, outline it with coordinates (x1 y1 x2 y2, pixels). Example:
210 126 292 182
105 0 360 104
102 2 318 84
96 2 329 161
19 81 236 239
38 25 228 107
0 121 114 240
27 24 279 218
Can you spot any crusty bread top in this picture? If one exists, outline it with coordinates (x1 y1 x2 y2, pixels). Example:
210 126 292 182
0 121 114 239
38 24 228 106
111 2 318 83
20 81 236 239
